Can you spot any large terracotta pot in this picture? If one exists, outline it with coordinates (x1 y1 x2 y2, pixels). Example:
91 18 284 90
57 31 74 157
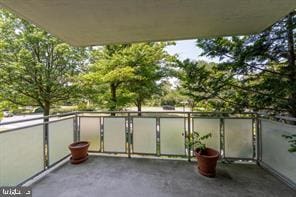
68 141 89 164
195 148 219 177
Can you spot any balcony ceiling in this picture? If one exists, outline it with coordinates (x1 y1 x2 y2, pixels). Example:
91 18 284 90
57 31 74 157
0 0 295 46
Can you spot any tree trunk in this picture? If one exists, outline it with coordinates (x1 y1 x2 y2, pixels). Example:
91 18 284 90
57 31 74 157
136 100 142 116
286 12 296 117
110 83 117 116
43 101 50 121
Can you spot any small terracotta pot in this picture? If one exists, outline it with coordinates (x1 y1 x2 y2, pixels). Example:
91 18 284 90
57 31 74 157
195 148 219 177
68 141 89 164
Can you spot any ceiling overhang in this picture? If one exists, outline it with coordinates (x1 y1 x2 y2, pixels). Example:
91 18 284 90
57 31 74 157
0 0 295 46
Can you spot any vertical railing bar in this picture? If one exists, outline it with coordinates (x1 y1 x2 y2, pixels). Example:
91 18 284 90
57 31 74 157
220 117 225 159
77 115 81 141
252 118 256 159
187 113 191 162
125 117 127 154
183 113 186 157
43 123 46 170
77 113 79 141
78 114 81 142
73 113 78 142
259 117 263 162
43 120 49 169
73 116 75 142
155 117 158 156
131 117 133 154
46 121 49 168
156 117 160 156
102 117 104 152
192 116 195 161
99 117 101 152
99 117 102 152
127 113 131 158
255 114 260 164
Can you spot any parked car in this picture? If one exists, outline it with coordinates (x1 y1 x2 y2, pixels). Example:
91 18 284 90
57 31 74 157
3 111 13 117
162 105 175 110
33 107 44 113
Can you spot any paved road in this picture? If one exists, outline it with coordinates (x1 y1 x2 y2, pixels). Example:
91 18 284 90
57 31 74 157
127 106 191 111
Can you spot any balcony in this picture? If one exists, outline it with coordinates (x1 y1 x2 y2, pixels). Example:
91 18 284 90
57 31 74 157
31 156 294 197
0 111 296 196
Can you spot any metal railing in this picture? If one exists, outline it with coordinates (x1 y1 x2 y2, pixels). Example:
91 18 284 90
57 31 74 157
77 111 257 162
0 113 76 186
0 111 295 189
257 117 296 189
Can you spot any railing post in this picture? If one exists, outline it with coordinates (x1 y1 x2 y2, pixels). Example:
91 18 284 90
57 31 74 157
101 117 105 152
99 117 103 152
156 117 160 156
220 116 225 159
43 118 49 169
127 112 131 158
73 112 79 142
187 113 191 162
256 113 261 165
252 117 256 160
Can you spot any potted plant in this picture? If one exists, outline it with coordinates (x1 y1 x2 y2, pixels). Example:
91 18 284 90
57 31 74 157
186 132 220 177
68 141 90 164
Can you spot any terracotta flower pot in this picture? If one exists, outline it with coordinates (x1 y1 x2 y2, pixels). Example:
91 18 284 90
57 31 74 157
195 148 219 177
68 141 90 164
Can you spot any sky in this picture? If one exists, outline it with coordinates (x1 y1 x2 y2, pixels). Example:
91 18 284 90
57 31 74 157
164 39 220 87
165 39 219 62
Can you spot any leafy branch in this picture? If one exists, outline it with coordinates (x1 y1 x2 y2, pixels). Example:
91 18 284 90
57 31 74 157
186 131 212 152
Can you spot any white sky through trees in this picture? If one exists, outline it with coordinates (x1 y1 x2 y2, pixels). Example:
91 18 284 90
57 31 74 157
165 39 220 88
165 39 219 62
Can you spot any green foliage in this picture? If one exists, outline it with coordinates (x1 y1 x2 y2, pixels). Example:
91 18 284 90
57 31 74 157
0 100 18 112
147 80 188 107
0 9 294 118
186 132 212 152
195 11 296 115
0 10 88 116
82 43 175 111
282 134 296 153
123 43 175 111
177 59 240 111
77 103 95 112
81 45 137 111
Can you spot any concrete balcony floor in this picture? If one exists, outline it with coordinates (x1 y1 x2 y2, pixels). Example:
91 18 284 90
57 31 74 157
31 156 295 197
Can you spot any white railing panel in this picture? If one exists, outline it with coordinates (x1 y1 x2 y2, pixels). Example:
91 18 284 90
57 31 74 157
160 118 185 155
80 117 101 151
48 118 74 165
103 118 126 152
224 119 253 158
261 119 296 183
193 118 220 151
0 125 44 186
133 118 156 154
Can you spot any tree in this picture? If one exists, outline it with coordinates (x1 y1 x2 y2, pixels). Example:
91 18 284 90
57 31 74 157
177 60 240 112
0 10 88 117
83 43 174 113
82 45 135 111
196 11 296 116
122 43 174 113
157 80 188 107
